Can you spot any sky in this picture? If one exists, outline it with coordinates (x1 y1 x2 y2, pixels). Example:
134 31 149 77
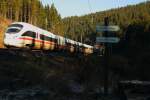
41 0 146 18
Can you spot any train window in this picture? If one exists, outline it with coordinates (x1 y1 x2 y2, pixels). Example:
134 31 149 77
40 34 45 40
45 36 51 41
22 31 36 38
6 28 21 34
40 34 52 41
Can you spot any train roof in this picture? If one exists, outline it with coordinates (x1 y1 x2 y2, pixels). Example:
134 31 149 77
10 22 56 37
83 44 93 48
67 39 75 44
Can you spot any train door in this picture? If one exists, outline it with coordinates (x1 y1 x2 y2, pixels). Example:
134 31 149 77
65 39 69 52
34 32 40 49
70 41 75 53
40 34 45 50
59 37 65 51
79 45 84 54
50 36 55 50
58 37 61 51
57 36 62 51
54 36 58 50
76 42 80 53
62 38 66 51
64 38 67 51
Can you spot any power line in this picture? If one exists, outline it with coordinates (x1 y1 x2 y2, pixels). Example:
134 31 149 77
88 0 92 13
52 0 54 4
88 0 93 24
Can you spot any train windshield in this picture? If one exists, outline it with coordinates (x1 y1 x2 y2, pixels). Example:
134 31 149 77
6 28 21 34
6 24 23 34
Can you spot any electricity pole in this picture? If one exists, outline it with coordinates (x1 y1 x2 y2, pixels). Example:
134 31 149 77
103 17 109 96
96 17 120 96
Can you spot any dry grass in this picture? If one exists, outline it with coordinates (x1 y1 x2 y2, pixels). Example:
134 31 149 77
0 16 12 48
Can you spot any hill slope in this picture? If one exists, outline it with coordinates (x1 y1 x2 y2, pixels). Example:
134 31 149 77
62 1 150 43
0 16 11 48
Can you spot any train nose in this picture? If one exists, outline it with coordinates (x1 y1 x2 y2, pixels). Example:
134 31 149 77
4 34 23 48
4 34 16 45
4 37 12 45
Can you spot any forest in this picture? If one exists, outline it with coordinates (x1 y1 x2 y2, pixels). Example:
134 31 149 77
0 0 150 44
0 1 150 99
0 1 150 80
0 0 63 35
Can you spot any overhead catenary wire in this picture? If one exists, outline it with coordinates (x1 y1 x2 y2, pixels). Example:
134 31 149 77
52 0 54 4
88 0 92 14
88 0 93 24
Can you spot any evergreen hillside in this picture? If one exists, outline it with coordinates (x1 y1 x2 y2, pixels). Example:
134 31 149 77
0 1 149 43
63 1 150 43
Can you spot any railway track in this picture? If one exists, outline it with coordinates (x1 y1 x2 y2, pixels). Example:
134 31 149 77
0 48 83 63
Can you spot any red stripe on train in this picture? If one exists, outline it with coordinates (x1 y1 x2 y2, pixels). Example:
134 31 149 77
18 37 55 45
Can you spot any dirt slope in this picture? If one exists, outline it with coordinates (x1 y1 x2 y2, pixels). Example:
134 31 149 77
0 16 11 48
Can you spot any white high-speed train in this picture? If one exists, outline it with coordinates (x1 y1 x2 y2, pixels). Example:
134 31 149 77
3 22 93 54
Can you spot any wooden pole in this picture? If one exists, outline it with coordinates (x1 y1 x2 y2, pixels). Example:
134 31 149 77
103 17 109 95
